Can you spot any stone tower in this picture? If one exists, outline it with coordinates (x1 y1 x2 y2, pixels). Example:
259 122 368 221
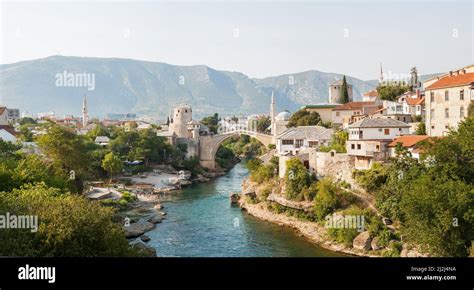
328 79 353 104
169 104 192 138
82 95 88 127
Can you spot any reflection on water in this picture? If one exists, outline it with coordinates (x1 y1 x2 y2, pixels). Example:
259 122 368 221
146 162 345 257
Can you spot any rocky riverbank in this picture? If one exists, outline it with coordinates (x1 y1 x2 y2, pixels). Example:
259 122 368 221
237 178 426 258
238 196 373 257
117 166 227 256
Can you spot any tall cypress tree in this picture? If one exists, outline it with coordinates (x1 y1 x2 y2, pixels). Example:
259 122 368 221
339 76 350 104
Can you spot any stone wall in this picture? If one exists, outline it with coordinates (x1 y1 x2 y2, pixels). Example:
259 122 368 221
315 151 362 191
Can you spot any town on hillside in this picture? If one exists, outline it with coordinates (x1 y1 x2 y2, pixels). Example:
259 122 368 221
0 63 473 260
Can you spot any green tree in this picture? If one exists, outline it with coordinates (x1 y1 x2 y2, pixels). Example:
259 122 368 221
19 117 37 125
284 158 311 201
376 83 410 101
313 177 340 220
102 152 123 182
339 76 350 104
0 183 139 257
37 124 91 192
287 109 322 127
201 113 219 134
256 116 271 133
0 139 21 158
415 122 426 135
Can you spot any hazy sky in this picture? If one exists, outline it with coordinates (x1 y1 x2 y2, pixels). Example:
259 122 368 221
1 0 473 80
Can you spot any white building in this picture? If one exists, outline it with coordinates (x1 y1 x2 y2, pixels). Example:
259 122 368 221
94 136 110 147
276 126 334 155
347 118 410 170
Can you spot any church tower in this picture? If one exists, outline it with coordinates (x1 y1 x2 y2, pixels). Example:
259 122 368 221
270 91 276 136
82 95 88 127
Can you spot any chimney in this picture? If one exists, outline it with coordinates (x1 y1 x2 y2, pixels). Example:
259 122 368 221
416 89 420 98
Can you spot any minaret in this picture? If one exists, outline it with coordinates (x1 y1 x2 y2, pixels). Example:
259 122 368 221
270 91 276 136
379 62 384 83
82 95 88 127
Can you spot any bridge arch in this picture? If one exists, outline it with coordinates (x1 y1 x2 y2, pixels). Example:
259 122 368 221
199 130 274 170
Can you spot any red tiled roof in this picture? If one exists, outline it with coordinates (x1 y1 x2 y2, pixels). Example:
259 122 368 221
425 73 474 90
406 97 424 106
387 135 430 148
332 101 377 111
0 125 18 136
363 90 378 97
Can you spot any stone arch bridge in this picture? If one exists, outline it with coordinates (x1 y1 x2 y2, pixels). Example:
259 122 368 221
199 129 274 169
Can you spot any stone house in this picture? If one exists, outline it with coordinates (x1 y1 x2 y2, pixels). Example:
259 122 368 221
424 65 474 136
346 118 410 170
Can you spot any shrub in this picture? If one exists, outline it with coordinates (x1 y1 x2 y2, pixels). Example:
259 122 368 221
284 158 311 201
313 178 340 220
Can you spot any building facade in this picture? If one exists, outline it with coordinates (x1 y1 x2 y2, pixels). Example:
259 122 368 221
424 66 474 136
346 118 410 169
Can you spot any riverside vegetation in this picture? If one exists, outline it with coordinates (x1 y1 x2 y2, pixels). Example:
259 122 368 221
242 117 474 257
0 120 215 257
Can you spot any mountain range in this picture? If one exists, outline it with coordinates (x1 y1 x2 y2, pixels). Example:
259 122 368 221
0 56 434 119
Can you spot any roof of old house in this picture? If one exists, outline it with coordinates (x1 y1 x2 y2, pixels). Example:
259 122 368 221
363 90 379 97
348 118 410 128
0 125 18 136
276 126 333 140
405 97 425 106
332 101 377 111
387 135 430 148
425 72 474 90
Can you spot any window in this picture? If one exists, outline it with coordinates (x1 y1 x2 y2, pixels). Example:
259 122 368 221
384 128 390 135
295 139 304 148
460 90 464 100
398 128 402 131
460 106 465 118
431 126 435 129
282 139 294 145
378 128 382 132
308 141 318 147
445 108 449 118
403 117 406 122
336 112 340 117
430 92 434 102
444 91 449 101
357 144 361 150
430 109 435 119
351 144 355 150
376 145 380 151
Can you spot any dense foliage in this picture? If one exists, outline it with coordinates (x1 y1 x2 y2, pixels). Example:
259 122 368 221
0 183 138 257
287 109 322 128
358 118 474 256
376 83 410 101
319 130 348 153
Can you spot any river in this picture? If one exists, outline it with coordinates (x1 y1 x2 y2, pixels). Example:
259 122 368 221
145 162 345 257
